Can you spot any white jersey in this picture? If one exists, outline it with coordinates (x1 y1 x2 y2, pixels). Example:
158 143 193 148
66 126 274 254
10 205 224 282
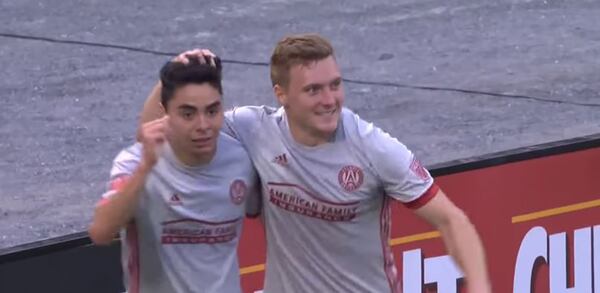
225 106 438 293
101 133 258 293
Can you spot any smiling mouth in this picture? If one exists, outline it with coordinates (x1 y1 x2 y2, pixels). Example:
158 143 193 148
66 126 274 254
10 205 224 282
315 108 337 116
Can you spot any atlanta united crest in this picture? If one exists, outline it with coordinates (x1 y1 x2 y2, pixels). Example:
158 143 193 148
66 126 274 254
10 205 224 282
229 179 247 205
338 165 364 192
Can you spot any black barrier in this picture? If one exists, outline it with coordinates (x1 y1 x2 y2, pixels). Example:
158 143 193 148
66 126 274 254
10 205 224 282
429 133 600 176
0 232 123 293
1 133 600 293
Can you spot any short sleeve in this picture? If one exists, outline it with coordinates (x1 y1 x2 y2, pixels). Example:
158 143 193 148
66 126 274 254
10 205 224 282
350 111 439 209
99 143 142 201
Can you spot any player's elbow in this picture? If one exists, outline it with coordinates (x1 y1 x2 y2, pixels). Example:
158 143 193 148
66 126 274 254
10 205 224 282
88 223 115 246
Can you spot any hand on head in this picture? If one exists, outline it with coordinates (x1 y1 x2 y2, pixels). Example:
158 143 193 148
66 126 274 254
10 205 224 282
172 49 218 67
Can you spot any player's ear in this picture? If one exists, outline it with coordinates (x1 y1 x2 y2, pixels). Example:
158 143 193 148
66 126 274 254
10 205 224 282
274 84 287 106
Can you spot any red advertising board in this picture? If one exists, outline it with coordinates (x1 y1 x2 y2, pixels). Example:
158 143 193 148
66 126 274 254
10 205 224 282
237 147 600 292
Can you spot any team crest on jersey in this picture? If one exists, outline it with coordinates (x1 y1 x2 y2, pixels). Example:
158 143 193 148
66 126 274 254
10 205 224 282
409 157 429 180
229 179 247 205
338 165 364 192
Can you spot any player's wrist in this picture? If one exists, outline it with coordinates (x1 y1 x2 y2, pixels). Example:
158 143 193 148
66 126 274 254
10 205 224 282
137 160 155 174
467 282 492 293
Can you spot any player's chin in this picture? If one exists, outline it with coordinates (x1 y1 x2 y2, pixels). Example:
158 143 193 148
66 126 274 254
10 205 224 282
189 141 216 155
314 120 338 135
190 146 215 157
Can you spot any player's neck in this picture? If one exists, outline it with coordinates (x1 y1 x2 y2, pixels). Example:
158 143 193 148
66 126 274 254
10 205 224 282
288 120 333 147
170 145 216 167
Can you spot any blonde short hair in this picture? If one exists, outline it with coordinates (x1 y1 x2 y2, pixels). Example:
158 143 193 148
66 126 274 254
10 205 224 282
270 33 334 87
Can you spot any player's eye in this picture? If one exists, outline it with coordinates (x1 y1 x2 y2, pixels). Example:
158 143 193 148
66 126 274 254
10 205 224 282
330 79 342 90
306 86 320 96
180 110 195 120
206 105 221 117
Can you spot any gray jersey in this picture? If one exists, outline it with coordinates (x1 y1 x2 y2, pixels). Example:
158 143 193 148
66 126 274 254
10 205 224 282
101 133 258 293
225 106 438 293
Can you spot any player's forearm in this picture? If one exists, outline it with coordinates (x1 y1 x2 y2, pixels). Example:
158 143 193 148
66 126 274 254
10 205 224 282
438 212 491 292
89 163 151 245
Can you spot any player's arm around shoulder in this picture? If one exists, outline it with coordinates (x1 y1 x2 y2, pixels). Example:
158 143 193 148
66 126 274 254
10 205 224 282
224 105 277 143
413 187 492 292
138 82 165 130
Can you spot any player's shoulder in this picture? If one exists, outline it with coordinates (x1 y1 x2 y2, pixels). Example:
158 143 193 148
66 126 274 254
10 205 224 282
217 131 253 160
114 143 142 163
225 105 283 140
340 107 408 153
340 107 376 139
228 105 282 124
111 143 142 177
213 132 256 179
218 130 245 149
